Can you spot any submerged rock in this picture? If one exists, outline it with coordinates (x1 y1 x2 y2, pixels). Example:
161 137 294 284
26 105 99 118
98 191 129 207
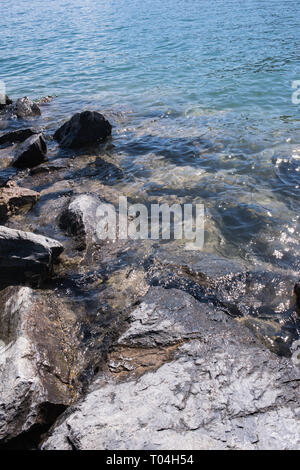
0 286 79 444
42 287 300 450
0 226 63 285
0 181 40 220
13 133 47 169
54 111 112 148
0 128 38 146
36 96 54 105
14 97 41 119
0 95 13 110
59 194 101 250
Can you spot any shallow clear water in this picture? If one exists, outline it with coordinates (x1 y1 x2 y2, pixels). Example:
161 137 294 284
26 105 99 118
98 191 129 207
0 0 300 351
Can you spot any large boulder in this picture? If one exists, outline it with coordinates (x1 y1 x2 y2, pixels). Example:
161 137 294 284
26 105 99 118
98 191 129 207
42 287 300 450
14 97 41 119
0 95 13 111
0 128 38 146
0 181 40 220
0 286 79 444
59 194 101 250
0 226 63 285
13 133 47 169
54 111 112 148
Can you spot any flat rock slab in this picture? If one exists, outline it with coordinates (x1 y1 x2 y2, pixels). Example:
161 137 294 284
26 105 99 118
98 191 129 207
0 96 13 111
54 111 112 148
0 181 40 219
42 287 300 450
0 225 63 285
59 194 101 250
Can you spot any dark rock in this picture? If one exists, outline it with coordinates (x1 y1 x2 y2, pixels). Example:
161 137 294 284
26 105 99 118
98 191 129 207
14 97 41 119
13 133 47 169
0 181 40 220
59 194 101 250
294 282 300 310
36 96 54 105
145 250 300 355
54 111 112 148
0 225 63 285
0 95 13 110
0 128 38 146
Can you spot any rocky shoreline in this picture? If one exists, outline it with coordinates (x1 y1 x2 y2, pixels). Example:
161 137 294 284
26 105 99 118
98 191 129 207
0 94 299 450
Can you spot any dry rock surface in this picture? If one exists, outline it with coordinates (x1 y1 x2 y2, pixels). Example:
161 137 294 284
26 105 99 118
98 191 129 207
42 287 300 450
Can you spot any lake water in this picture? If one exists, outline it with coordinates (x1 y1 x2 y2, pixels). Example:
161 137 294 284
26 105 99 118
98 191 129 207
1 0 300 353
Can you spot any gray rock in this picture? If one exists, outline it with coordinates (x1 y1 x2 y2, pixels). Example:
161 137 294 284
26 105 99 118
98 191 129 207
0 95 13 110
14 97 41 119
59 194 101 250
118 286 220 348
295 282 300 311
146 250 299 355
0 225 63 285
13 133 47 169
54 111 112 148
0 286 79 443
42 287 300 450
0 128 38 146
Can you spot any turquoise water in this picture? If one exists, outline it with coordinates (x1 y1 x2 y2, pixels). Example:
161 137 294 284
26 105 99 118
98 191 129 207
1 0 300 270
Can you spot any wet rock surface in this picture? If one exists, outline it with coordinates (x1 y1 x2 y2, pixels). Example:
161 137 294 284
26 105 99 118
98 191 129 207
13 133 47 169
0 226 63 285
0 95 13 110
0 286 78 443
42 287 300 450
54 111 112 148
0 128 38 146
0 181 40 220
59 194 101 250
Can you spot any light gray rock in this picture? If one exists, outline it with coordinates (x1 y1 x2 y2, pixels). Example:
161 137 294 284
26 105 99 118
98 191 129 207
59 194 101 250
42 287 300 450
0 286 79 443
0 225 63 285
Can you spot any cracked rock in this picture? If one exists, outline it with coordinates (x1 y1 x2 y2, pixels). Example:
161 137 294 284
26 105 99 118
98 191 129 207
42 287 300 450
0 181 40 220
